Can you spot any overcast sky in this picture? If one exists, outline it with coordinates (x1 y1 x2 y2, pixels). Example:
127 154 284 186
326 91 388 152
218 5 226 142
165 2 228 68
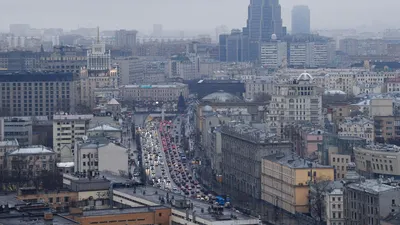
0 0 397 32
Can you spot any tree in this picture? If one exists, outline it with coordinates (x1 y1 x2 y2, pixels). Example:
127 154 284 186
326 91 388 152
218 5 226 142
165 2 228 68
253 93 271 102
309 179 332 225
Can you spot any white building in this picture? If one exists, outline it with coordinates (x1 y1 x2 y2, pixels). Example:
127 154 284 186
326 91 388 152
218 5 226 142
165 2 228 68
168 54 200 80
244 76 275 100
87 124 122 140
266 73 323 135
52 114 93 162
87 29 111 71
325 187 345 225
120 83 189 102
74 138 129 177
352 82 384 96
260 41 287 69
338 117 374 143
289 41 335 68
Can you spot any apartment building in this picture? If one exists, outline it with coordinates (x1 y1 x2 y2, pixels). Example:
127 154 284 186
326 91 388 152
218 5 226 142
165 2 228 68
328 150 352 180
168 54 200 80
244 76 275 100
374 115 400 143
53 114 93 162
120 83 188 102
17 188 78 212
386 77 400 93
220 124 292 203
338 117 374 143
352 82 384 96
0 139 19 169
260 41 287 69
266 73 323 136
354 144 400 178
261 153 334 214
74 137 129 176
40 45 86 73
344 179 400 225
324 182 345 225
7 145 56 176
0 72 77 116
3 117 32 146
283 123 324 157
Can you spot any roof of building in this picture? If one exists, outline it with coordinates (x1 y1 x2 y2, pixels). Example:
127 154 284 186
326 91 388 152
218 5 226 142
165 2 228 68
340 116 373 126
107 98 120 105
220 123 286 144
122 83 187 89
57 162 74 168
53 114 93 121
0 72 75 82
202 90 242 103
0 139 19 147
0 213 78 225
88 124 121 132
324 90 346 95
265 153 332 169
346 179 400 194
82 205 168 217
114 187 259 223
356 144 400 153
9 146 54 155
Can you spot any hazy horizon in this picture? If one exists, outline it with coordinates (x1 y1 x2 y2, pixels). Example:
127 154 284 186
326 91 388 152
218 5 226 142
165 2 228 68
0 0 398 32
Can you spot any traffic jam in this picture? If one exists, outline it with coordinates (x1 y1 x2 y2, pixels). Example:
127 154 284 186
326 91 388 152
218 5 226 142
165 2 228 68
159 120 211 200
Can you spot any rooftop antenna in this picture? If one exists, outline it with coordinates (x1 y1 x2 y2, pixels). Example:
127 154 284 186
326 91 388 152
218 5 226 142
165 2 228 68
97 26 100 44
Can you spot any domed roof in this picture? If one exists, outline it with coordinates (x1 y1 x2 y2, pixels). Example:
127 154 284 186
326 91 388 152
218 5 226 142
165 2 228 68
202 105 213 112
202 90 242 103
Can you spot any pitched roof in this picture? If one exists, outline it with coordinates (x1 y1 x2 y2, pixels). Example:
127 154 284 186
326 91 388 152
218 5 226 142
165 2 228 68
88 124 121 132
107 98 120 105
9 146 54 155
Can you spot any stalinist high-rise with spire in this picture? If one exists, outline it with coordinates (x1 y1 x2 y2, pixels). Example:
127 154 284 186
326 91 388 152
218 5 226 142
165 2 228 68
78 27 119 109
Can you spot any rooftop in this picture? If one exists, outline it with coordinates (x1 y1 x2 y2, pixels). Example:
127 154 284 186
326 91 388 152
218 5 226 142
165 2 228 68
57 162 74 168
122 83 187 89
356 144 400 153
0 213 78 225
202 90 242 103
53 114 93 121
88 124 121 132
265 153 332 169
82 205 168 217
0 72 75 82
0 139 19 147
347 179 400 194
9 146 54 155
107 98 120 105
114 187 258 223
220 123 286 144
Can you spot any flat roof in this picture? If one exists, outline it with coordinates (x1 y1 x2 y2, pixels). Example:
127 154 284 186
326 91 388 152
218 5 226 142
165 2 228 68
0 213 78 225
115 186 258 222
265 153 332 169
0 72 74 82
53 114 93 121
82 205 167 217
347 179 400 194
9 146 54 155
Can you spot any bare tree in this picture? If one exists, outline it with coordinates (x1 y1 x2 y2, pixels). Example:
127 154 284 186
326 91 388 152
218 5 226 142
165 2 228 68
309 179 332 225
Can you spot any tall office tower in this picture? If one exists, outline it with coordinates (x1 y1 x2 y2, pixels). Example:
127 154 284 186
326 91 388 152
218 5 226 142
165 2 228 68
153 24 163 37
226 29 243 62
115 29 138 49
219 34 229 62
291 5 311 34
87 28 111 71
245 0 284 62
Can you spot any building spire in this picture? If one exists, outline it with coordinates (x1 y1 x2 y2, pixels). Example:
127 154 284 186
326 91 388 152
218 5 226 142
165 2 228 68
97 26 100 43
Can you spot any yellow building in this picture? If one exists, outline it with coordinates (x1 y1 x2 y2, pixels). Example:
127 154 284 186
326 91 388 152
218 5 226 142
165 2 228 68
261 154 334 214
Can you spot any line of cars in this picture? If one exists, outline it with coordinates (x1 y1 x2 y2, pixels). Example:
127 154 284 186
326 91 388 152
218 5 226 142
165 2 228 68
141 122 173 190
159 120 209 200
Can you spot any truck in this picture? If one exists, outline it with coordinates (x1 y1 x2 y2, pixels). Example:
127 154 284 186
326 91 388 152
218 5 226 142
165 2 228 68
215 195 231 207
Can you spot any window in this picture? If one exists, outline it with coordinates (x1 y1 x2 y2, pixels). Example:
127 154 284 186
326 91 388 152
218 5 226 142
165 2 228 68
333 157 336 162
64 196 69 202
333 212 336 218
56 197 60 202
48 197 53 203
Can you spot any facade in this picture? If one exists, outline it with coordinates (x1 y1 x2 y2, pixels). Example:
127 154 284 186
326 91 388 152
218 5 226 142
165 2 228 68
328 151 351 180
266 73 323 136
168 54 200 80
17 188 78 212
75 138 129 176
0 139 19 169
288 41 335 68
53 114 93 162
220 124 292 203
120 83 188 102
324 184 345 225
0 72 77 116
386 77 400 93
114 29 138 49
260 41 288 69
374 115 400 143
344 179 400 225
7 145 56 176
354 144 400 178
78 68 119 108
338 117 374 143
291 5 311 34
352 82 384 96
261 153 334 214
87 37 111 71
39 45 86 73
112 57 142 85
4 117 32 146
339 38 388 56
283 123 324 157
226 29 243 62
244 76 275 100
0 51 39 71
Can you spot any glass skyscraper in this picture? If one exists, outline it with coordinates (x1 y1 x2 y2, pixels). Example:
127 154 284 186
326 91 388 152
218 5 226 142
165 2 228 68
244 0 285 62
291 5 311 34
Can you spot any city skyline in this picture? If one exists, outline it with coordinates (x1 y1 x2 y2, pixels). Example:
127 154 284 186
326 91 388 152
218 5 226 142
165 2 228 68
0 0 398 33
